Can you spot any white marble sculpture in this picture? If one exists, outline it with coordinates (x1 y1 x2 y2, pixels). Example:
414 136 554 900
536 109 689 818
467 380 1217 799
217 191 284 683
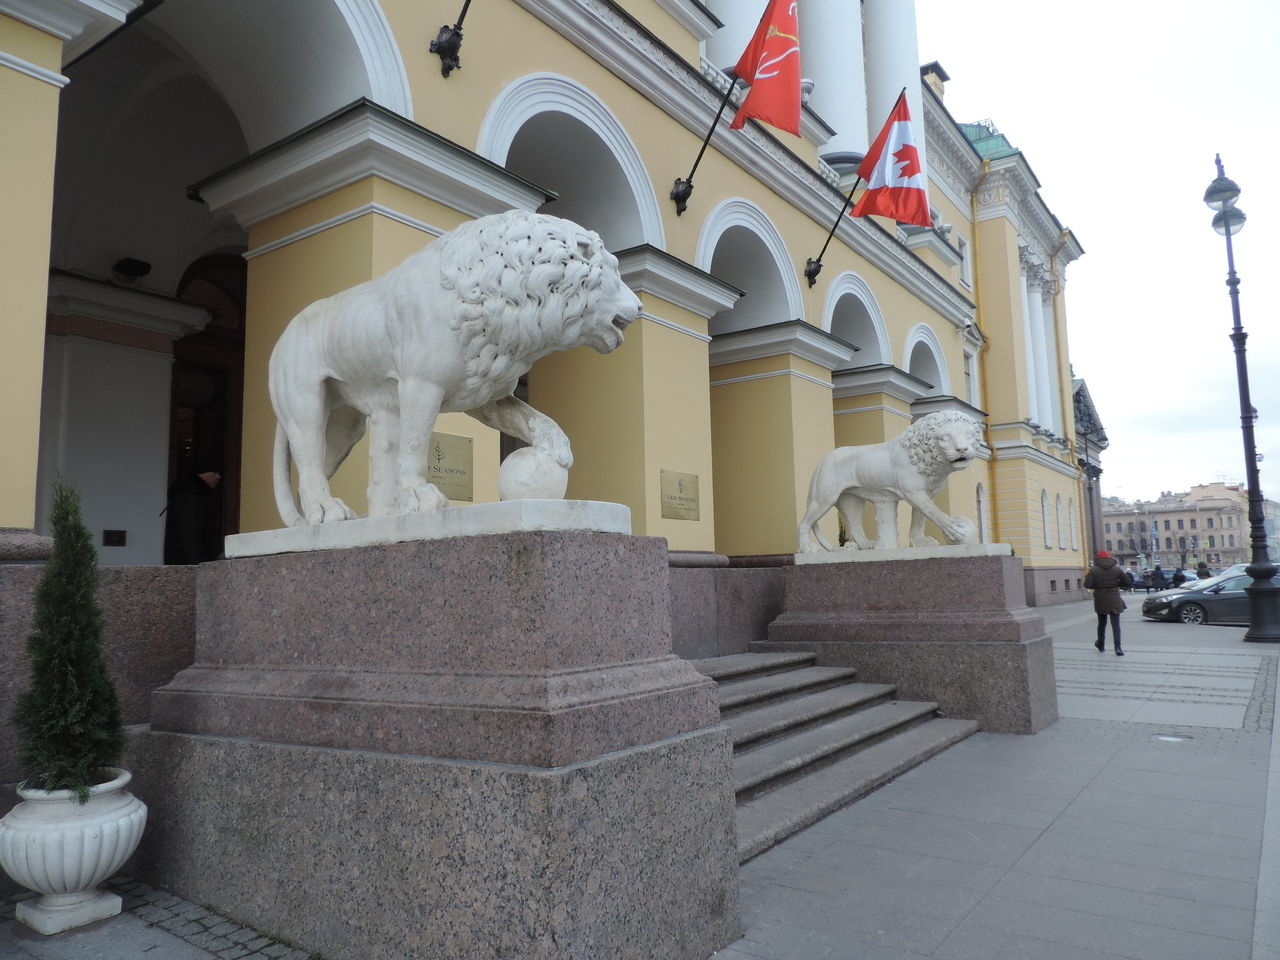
269 210 641 526
797 411 985 553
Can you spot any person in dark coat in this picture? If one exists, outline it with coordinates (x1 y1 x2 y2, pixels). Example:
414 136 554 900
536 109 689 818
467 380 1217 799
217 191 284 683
1084 550 1131 655
1150 565 1167 591
163 460 222 564
1171 568 1187 588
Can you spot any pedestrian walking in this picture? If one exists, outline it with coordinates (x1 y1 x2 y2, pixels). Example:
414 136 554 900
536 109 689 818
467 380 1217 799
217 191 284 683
1150 564 1167 591
1084 550 1131 656
1172 568 1187 588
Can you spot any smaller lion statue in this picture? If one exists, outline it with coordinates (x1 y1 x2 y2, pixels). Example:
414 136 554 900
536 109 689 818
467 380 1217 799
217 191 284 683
797 411 985 552
269 210 642 526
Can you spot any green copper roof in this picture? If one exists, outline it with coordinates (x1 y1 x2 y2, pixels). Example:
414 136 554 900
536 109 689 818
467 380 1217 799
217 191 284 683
959 121 1019 159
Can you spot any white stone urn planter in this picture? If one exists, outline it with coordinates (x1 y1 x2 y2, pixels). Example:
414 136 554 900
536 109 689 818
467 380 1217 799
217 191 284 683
0 767 147 934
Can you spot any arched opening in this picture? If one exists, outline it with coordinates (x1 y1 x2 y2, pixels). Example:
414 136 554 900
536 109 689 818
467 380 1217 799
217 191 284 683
42 1 408 561
904 325 948 396
827 274 888 366
504 113 645 251
479 73 661 251
697 199 801 337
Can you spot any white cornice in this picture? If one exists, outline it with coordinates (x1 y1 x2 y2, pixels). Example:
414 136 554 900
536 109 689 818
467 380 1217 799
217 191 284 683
615 244 740 319
641 311 711 343
0 0 139 66
991 440 1081 480
832 364 931 404
710 368 831 391
910 394 988 421
194 101 549 230
901 226 963 269
0 50 68 87
977 156 1080 269
510 0 972 327
244 201 444 260
709 321 854 371
922 87 982 217
653 0 719 42
47 273 210 339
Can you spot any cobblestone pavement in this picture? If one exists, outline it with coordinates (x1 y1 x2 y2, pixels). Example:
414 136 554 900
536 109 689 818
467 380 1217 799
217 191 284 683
0 876 319 959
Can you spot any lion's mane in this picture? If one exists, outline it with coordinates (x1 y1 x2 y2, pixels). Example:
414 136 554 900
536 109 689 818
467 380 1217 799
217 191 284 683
897 411 985 482
436 210 615 391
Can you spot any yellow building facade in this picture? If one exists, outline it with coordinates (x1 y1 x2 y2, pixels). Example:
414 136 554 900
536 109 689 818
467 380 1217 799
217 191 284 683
0 0 1088 603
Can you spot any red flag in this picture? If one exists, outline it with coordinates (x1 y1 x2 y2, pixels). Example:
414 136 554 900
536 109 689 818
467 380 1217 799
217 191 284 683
850 91 932 227
729 0 801 136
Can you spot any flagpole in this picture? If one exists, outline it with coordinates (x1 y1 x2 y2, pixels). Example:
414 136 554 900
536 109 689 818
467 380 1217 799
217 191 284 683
803 176 862 288
671 76 739 216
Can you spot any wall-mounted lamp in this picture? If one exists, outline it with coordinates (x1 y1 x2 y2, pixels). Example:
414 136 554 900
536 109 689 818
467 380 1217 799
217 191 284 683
430 0 472 78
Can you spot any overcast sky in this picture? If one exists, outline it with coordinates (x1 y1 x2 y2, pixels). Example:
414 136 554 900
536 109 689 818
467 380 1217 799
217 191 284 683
914 0 1280 504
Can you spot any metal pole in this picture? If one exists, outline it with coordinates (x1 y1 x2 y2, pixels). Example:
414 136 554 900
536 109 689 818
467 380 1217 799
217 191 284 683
1216 158 1280 641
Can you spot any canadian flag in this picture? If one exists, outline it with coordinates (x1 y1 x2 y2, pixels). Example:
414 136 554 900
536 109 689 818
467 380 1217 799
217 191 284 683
850 91 932 228
729 0 802 136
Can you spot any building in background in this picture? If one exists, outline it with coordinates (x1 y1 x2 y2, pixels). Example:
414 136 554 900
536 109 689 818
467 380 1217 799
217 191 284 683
1 0 1087 603
1101 482 1280 574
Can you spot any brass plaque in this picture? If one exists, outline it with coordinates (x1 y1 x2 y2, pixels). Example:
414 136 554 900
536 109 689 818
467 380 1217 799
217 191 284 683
427 432 473 502
660 469 700 521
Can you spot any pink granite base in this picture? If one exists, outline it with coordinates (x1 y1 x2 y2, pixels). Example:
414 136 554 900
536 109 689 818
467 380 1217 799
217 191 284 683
761 555 1057 733
150 531 720 766
127 727 741 960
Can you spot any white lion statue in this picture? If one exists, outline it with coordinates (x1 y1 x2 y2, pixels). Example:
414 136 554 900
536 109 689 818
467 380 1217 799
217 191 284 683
268 210 642 526
797 411 985 553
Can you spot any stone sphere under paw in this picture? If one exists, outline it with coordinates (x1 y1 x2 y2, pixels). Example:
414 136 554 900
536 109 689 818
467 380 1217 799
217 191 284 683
497 447 569 501
950 516 979 544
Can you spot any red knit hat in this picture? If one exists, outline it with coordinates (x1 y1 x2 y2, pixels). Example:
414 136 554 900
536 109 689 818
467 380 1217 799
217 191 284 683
1096 550 1111 559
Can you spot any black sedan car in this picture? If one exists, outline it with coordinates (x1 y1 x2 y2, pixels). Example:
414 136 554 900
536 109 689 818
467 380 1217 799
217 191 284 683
1141 573 1255 625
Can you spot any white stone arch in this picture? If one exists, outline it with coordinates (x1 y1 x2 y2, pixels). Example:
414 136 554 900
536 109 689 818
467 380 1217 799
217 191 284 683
903 323 950 394
477 72 664 248
335 0 413 118
824 272 889 365
1041 490 1052 548
695 197 805 333
1069 498 1079 550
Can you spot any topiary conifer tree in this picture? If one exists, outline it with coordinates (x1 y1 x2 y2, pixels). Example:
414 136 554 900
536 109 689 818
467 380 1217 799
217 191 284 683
12 480 125 802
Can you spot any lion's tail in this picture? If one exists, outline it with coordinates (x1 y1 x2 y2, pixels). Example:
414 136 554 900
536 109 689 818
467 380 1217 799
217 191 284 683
273 423 304 528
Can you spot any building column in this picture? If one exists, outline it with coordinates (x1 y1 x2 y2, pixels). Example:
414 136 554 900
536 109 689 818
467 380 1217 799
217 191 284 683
703 0 758 73
0 15 64 539
862 0 926 180
1040 287 1062 435
531 246 738 549
798 1 869 171
1018 267 1040 425
1026 270 1053 433
709 321 854 556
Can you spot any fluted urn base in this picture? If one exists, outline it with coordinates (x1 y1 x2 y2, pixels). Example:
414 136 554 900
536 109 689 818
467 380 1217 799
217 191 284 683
0 768 147 934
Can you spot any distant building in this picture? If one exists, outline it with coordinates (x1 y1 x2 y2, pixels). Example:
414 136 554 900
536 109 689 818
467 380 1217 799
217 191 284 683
1101 482 1279 572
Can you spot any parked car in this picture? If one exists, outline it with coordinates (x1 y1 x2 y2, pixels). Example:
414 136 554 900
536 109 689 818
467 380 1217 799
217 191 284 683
1141 574 1255 625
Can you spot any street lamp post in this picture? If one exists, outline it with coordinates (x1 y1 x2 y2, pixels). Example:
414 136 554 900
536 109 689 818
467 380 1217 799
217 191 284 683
1204 156 1280 642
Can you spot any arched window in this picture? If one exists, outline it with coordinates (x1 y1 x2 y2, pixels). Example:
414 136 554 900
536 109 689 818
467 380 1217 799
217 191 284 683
975 483 988 544
1069 499 1079 549
1106 540 1113 551
1042 491 1052 548
1056 495 1066 548
1165 537 1172 550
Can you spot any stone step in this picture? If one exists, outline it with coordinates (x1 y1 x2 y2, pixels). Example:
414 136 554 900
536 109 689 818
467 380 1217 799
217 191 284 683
734 699 939 798
735 717 979 862
726 682 898 751
689 651 815 683
718 665 861 715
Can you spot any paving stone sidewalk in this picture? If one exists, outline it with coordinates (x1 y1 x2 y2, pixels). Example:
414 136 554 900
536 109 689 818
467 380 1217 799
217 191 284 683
2 600 1276 959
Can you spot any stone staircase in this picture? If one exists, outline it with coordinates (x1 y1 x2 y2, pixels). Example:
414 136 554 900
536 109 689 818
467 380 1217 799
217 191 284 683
690 651 978 862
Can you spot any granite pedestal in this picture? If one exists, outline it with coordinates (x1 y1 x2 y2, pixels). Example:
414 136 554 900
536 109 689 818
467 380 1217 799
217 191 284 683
136 529 740 959
757 552 1057 733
